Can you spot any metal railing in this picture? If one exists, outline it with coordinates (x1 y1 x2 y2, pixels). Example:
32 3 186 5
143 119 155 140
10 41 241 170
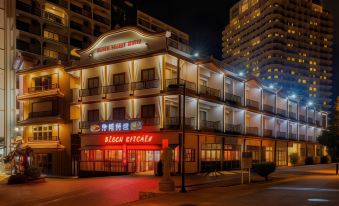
16 0 41 17
165 117 195 129
79 87 102 97
263 129 273 137
103 83 129 94
246 99 260 110
246 127 259 136
289 133 297 140
43 11 66 26
289 112 297 120
276 131 286 139
277 108 287 117
225 93 242 105
28 110 59 118
70 21 92 34
225 124 242 134
70 4 92 18
47 0 68 9
16 20 41 35
131 79 160 90
28 83 58 93
263 104 274 113
199 85 221 99
200 120 221 132
165 78 196 93
16 40 41 55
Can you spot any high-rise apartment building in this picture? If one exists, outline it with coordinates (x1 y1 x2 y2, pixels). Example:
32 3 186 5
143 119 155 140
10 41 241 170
222 0 333 109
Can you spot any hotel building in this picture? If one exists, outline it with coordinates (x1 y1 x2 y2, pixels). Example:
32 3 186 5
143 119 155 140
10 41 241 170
17 27 328 176
222 0 333 109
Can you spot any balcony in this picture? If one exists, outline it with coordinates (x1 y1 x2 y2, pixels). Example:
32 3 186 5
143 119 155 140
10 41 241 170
263 129 273 138
16 20 41 36
200 120 221 132
70 21 92 35
263 104 275 114
289 112 297 120
308 118 315 125
308 136 314 141
225 124 241 134
225 93 242 105
131 79 160 90
276 131 286 139
93 14 110 26
28 110 59 119
70 4 92 18
43 11 66 26
299 115 306 122
299 134 306 141
103 83 129 94
44 30 68 44
93 0 110 9
199 85 221 100
246 127 259 136
16 39 41 55
28 136 59 142
16 0 41 17
316 120 321 127
277 108 287 117
79 87 102 97
47 0 68 9
165 78 196 94
246 99 260 110
289 133 297 140
165 117 195 130
28 84 58 93
141 117 160 126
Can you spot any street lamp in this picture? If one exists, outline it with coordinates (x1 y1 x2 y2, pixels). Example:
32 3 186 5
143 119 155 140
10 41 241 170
168 83 186 193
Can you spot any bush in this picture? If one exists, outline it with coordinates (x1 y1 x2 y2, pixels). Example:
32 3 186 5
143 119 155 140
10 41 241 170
253 162 276 181
289 153 298 166
24 166 41 179
320 156 329 164
8 175 27 184
305 156 314 165
156 161 163 176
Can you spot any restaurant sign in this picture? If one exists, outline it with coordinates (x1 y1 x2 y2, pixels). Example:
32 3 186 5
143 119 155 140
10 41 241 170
90 120 142 133
104 134 153 144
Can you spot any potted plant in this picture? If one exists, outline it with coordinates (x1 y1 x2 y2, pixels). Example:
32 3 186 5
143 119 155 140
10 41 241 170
253 162 276 181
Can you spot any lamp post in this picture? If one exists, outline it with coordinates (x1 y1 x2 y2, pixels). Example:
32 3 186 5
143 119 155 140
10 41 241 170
168 83 186 193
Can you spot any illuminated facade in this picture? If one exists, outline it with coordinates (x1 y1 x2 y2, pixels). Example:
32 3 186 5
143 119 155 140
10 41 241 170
17 27 328 176
222 0 333 109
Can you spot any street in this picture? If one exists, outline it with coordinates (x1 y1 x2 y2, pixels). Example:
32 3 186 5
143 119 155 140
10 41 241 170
0 164 338 206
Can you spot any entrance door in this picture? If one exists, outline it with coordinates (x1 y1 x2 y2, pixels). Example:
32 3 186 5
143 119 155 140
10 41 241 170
33 153 53 175
127 150 160 173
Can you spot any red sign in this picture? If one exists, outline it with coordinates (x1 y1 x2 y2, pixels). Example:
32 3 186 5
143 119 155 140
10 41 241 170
104 134 155 144
95 39 142 54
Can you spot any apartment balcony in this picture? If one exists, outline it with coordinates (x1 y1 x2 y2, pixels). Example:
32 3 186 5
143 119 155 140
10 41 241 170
167 38 191 53
93 14 110 26
16 0 41 17
28 110 59 119
276 131 287 139
103 83 129 94
79 87 102 97
18 83 65 101
225 124 242 134
16 20 41 36
246 99 260 110
225 93 242 106
289 133 297 140
70 21 92 35
200 120 221 132
16 39 41 55
165 78 196 94
289 112 297 120
199 85 221 100
277 108 287 117
43 11 66 26
299 134 306 141
131 79 160 90
308 118 315 125
47 0 68 9
263 129 273 138
165 117 195 130
141 117 160 126
263 104 275 114
93 0 110 10
299 115 306 122
246 127 259 136
70 4 92 18
316 120 321 127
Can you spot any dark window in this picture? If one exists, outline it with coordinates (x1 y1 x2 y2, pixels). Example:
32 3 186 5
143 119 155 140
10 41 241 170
33 75 52 91
88 109 99 122
112 107 125 120
141 104 155 118
88 77 100 89
141 68 155 81
184 149 195 162
113 73 125 85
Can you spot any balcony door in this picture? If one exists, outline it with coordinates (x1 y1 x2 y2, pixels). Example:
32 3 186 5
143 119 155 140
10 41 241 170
113 73 125 85
112 107 126 120
33 75 52 91
88 109 99 122
141 68 155 81
88 77 99 89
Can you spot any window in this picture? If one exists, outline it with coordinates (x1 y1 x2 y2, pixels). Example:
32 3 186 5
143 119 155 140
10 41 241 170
88 109 99 122
141 104 155 118
33 75 52 91
112 107 125 120
113 73 125 85
44 49 58 59
141 68 155 81
201 144 221 161
88 77 100 89
44 30 59 42
224 144 241 161
32 125 53 141
184 149 195 162
200 110 207 121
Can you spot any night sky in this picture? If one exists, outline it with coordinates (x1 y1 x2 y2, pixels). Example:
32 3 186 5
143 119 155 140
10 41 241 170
137 0 339 104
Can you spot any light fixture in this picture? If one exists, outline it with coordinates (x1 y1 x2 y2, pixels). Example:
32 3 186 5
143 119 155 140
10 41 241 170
269 84 274 89
193 52 199 57
308 101 313 106
15 127 19 132
291 94 296 99
239 72 244 77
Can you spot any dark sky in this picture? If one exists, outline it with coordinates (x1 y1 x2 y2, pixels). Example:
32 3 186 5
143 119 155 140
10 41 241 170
138 0 338 101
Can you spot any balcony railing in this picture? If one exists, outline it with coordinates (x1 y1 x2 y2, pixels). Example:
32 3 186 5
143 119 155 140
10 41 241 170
28 136 59 142
132 79 160 90
28 110 59 118
289 112 297 120
93 14 110 25
70 21 92 34
289 133 297 140
165 78 196 93
308 117 314 124
70 4 92 18
246 99 260 110
200 120 221 132
299 115 306 122
103 83 129 94
47 0 68 9
44 30 68 44
277 108 287 117
225 93 242 105
263 129 273 137
225 124 241 134
16 0 41 17
165 117 195 130
43 11 65 26
199 85 221 100
246 127 259 136
79 87 102 97
308 136 314 141
299 134 306 141
16 20 41 35
141 117 160 126
93 0 110 9
28 83 58 93
263 104 274 114
16 40 41 55
276 131 286 139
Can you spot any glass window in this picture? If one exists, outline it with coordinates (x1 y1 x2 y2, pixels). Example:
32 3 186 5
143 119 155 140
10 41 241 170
201 144 221 161
88 109 99 122
141 68 155 81
112 107 125 120
184 149 195 162
113 73 125 85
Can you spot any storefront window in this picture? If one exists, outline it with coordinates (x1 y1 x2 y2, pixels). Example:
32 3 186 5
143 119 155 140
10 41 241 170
277 147 287 166
201 144 221 161
246 146 260 162
224 144 241 161
184 149 195 162
263 146 273 162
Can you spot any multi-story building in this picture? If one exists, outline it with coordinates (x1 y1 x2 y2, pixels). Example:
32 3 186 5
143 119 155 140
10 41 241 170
222 0 333 109
17 26 328 176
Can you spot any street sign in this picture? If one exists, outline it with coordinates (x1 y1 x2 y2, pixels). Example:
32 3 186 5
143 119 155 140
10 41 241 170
241 151 253 169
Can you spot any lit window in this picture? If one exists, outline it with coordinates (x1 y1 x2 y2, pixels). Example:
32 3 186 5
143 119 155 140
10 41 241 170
274 75 278 79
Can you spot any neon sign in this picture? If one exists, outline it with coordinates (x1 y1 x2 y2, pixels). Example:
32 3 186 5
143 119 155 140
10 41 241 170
90 120 142 133
95 39 142 54
104 134 153 144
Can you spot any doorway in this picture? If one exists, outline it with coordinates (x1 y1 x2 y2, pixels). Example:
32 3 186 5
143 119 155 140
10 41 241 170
127 150 160 173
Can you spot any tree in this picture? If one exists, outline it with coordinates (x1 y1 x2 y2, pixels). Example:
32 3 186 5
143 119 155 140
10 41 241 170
318 105 339 162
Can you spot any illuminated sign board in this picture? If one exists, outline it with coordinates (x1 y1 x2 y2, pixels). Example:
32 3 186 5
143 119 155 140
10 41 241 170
90 120 142 133
95 39 142 54
104 134 153 144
